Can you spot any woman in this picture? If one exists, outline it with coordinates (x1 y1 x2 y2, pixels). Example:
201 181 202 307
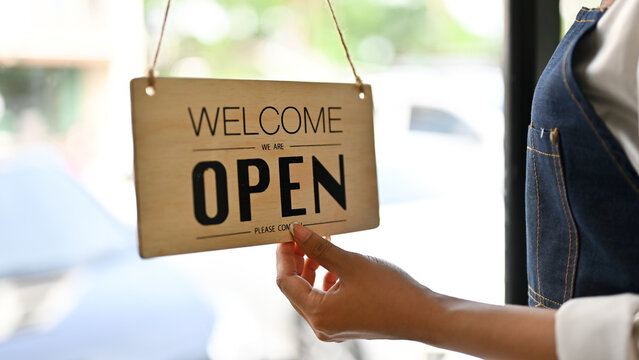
276 0 639 358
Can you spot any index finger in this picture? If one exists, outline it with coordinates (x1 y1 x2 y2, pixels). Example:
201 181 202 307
290 223 350 275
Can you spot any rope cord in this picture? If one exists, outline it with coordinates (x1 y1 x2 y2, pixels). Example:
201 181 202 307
147 0 364 96
324 0 364 95
147 0 172 89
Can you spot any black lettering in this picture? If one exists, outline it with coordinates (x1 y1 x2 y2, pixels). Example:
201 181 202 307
281 106 302 134
237 159 270 221
279 156 306 217
304 107 325 133
192 161 229 225
312 155 346 213
189 107 220 136
328 106 343 133
259 106 280 135
242 107 258 135
223 107 241 136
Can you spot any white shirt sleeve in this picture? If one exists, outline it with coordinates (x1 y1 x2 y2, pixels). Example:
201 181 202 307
556 293 639 360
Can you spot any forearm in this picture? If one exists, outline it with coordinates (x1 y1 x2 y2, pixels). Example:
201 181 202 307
406 289 557 360
279 224 558 358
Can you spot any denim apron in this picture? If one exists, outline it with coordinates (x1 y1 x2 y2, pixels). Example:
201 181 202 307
526 7 639 309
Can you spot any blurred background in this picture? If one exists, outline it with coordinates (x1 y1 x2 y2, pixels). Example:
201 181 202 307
0 0 599 359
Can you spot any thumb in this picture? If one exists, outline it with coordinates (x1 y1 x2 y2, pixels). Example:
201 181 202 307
290 223 349 275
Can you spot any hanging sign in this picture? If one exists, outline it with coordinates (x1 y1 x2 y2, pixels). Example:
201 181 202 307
130 77 379 257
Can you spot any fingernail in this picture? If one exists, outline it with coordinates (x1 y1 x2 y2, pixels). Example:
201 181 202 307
289 222 311 242
289 222 299 236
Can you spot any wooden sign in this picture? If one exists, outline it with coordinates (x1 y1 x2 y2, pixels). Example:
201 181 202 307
130 77 379 258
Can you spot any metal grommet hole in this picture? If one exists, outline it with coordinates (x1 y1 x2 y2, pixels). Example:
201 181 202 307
358 91 365 100
145 85 156 96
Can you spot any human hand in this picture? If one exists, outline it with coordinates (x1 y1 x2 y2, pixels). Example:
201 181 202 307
277 224 558 359
276 223 438 342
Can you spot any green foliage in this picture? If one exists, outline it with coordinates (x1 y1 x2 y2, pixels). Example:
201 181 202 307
144 0 501 76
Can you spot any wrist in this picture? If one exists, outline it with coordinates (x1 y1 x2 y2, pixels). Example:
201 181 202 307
390 284 450 345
